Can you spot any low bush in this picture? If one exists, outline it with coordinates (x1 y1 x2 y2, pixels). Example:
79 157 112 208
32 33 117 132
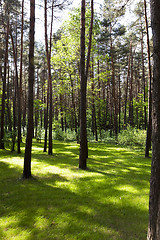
117 126 146 147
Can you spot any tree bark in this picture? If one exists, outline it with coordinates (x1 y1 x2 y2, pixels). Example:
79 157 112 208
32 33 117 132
118 72 121 132
23 0 35 179
147 0 160 238
91 59 98 141
43 82 49 152
10 31 21 153
19 0 24 144
79 0 94 169
79 0 87 169
44 0 53 155
70 74 79 142
0 18 9 149
141 28 147 130
129 46 134 127
144 0 152 158
124 42 132 128
110 25 118 135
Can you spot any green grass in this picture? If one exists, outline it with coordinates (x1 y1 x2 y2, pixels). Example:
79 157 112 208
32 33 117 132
0 141 151 240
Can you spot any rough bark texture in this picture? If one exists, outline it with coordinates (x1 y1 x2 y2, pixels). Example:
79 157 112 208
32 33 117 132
147 0 160 239
23 0 35 179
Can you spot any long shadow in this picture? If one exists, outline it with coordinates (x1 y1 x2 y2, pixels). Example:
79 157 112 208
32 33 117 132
0 160 149 240
0 142 150 239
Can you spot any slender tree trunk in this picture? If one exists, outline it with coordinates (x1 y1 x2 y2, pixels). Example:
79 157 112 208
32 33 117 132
128 47 134 127
44 0 53 155
19 0 24 143
144 0 152 158
23 0 35 179
91 59 98 141
43 80 49 152
92 80 98 141
22 74 27 135
12 74 16 152
79 0 94 169
0 19 9 149
97 58 101 138
35 70 40 140
118 72 121 132
79 0 87 169
60 93 64 132
141 28 147 130
10 31 21 153
135 68 139 129
147 0 160 238
70 75 79 142
124 42 132 128
110 25 118 135
6 67 12 133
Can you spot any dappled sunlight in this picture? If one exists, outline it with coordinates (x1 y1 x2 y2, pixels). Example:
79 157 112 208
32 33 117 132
0 142 150 239
115 184 140 194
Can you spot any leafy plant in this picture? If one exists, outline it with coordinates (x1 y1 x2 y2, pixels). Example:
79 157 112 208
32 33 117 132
117 126 146 147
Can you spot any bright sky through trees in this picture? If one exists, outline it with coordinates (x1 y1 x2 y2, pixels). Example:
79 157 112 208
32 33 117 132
34 0 104 42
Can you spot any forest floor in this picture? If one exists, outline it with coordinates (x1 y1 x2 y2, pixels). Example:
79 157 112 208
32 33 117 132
0 140 151 240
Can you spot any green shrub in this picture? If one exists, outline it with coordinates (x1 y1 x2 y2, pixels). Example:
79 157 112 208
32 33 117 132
53 128 64 141
53 128 77 142
117 126 146 147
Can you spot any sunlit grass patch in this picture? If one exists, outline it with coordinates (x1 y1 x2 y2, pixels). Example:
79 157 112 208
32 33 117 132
0 141 150 240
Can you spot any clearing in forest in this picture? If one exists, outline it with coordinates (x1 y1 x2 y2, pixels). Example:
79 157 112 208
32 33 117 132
0 141 150 240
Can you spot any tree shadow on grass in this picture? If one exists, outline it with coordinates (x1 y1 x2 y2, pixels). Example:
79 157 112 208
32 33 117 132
0 143 150 240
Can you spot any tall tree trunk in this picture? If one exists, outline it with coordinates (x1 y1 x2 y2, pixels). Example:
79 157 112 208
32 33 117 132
35 70 40 140
141 28 147 130
19 0 24 143
22 74 27 136
147 0 160 238
144 0 152 158
6 67 12 133
79 0 87 169
0 18 9 149
128 47 134 127
10 31 21 153
44 0 53 155
12 74 16 152
110 25 118 135
124 42 132 128
60 93 64 132
91 59 98 141
23 0 35 179
43 83 49 152
118 72 121 132
97 58 101 138
70 74 79 142
79 0 94 169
